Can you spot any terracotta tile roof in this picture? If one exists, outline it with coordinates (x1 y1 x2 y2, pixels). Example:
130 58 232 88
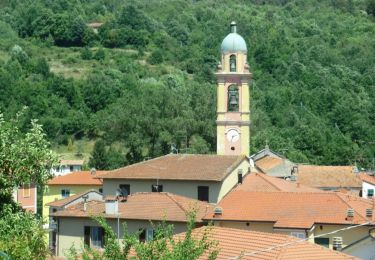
51 192 213 223
235 172 320 192
297 165 361 188
359 173 375 186
99 154 246 181
48 171 104 185
205 191 375 228
59 159 84 166
255 155 284 171
174 226 358 259
46 189 101 207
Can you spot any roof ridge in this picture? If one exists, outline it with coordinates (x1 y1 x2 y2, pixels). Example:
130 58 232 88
298 164 354 168
223 155 247 178
165 193 189 215
233 190 331 195
257 173 282 191
100 155 170 177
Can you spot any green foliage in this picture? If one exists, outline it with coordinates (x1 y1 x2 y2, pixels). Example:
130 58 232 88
88 140 126 170
66 211 218 260
89 139 108 170
0 205 49 259
0 112 57 206
367 0 375 16
0 112 56 259
81 47 92 60
148 49 163 65
94 48 105 60
0 0 374 168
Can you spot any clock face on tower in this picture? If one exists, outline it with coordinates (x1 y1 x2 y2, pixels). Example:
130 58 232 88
227 129 240 143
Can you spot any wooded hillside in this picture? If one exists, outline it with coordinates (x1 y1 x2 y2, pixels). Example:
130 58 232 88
0 0 374 168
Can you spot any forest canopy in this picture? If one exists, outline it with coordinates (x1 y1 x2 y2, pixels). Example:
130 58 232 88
0 0 374 168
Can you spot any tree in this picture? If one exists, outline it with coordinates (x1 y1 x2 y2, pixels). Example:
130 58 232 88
0 112 57 259
66 211 218 259
367 0 375 16
89 139 108 170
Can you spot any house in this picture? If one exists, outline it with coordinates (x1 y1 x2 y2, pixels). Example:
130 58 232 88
341 228 375 260
204 190 375 251
98 154 249 203
86 22 104 34
250 146 296 178
296 165 361 193
49 192 213 257
13 183 37 213
42 170 104 249
174 226 359 259
360 173 375 199
234 172 320 192
46 189 103 255
51 159 84 176
43 170 104 224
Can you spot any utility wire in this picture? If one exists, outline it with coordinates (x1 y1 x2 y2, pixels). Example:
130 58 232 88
228 221 374 260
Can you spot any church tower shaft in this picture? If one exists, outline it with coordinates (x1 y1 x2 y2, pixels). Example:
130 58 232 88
216 22 252 157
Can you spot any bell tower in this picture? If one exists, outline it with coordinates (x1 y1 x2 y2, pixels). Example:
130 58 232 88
216 22 252 157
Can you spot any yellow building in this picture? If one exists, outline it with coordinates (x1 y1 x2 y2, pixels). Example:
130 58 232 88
216 21 252 157
43 170 103 248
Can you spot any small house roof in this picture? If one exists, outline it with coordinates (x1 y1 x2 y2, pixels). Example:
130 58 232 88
48 171 104 186
51 192 213 223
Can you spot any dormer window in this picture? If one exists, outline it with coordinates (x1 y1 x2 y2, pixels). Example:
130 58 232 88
228 85 239 111
230 55 236 72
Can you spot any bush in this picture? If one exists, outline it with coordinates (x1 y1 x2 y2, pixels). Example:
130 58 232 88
94 48 105 60
81 47 92 60
148 49 164 65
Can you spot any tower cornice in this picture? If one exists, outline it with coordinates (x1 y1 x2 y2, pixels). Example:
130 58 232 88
216 120 251 126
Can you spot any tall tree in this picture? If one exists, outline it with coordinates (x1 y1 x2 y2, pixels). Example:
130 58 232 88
0 112 57 259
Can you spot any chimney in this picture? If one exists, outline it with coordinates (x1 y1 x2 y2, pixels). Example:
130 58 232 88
82 195 89 212
333 237 343 251
105 197 119 215
90 168 96 175
238 169 243 184
346 208 354 221
366 208 373 219
214 207 223 217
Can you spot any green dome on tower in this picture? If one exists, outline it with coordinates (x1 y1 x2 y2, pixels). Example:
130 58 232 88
220 21 247 53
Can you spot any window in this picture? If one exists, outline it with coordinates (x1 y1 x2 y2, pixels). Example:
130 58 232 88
61 189 70 198
290 231 306 239
139 229 146 242
84 226 104 248
139 228 154 242
227 85 239 112
119 184 130 196
151 184 163 192
198 186 209 202
69 165 74 172
230 55 236 72
314 237 329 248
99 188 103 193
368 189 374 198
23 184 31 198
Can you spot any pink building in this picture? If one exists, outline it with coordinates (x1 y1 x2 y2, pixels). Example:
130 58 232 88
14 184 37 213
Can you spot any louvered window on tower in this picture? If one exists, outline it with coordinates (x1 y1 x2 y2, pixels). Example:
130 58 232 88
230 55 236 72
228 85 239 112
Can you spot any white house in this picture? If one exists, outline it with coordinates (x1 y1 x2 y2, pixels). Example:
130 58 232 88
360 173 375 199
51 159 84 176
